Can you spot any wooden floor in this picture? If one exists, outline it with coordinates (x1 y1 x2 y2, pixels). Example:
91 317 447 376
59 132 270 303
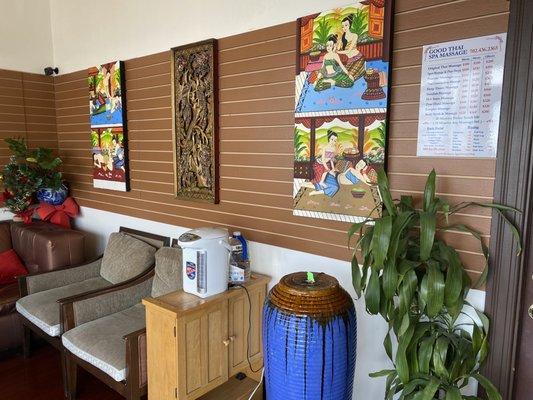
0 344 124 400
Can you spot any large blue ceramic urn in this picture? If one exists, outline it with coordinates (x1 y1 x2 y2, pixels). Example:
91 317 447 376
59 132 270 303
263 272 357 400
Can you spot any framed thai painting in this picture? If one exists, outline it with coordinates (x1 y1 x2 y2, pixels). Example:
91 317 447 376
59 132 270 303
171 39 219 204
293 0 393 223
88 61 129 192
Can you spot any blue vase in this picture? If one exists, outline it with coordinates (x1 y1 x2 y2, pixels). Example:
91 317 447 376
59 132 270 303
263 272 357 400
36 184 68 205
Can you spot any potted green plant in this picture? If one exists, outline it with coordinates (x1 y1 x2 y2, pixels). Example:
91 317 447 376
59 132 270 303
9 137 64 204
1 138 65 210
349 170 520 399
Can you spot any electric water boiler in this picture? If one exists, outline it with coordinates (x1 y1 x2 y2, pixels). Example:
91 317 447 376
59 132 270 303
177 227 231 298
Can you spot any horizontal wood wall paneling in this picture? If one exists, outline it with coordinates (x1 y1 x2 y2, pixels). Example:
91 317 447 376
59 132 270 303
220 82 294 102
0 96 24 107
394 13 509 50
397 1 508 31
0 87 23 98
0 70 22 80
51 1 509 278
220 126 290 141
219 52 294 76
0 70 57 157
219 36 295 64
218 22 294 50
0 80 22 92
125 51 170 70
387 157 496 177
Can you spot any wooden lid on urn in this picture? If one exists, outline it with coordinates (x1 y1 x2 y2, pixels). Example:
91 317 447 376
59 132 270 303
267 272 353 321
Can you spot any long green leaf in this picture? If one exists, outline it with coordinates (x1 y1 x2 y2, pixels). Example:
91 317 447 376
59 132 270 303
427 263 445 318
377 168 397 216
423 169 436 212
389 211 415 259
419 376 440 400
433 336 450 379
351 256 362 297
398 312 410 337
383 259 399 299
418 336 436 374
420 211 437 261
385 373 398 400
395 323 415 383
365 269 381 314
371 215 393 268
441 224 489 287
445 387 462 400
472 373 502 400
443 246 463 308
369 369 396 378
399 269 418 316
470 202 522 255
383 331 393 360
347 219 371 248
418 274 428 313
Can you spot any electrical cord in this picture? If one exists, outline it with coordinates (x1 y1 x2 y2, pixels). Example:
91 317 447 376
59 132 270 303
229 283 264 374
247 368 264 400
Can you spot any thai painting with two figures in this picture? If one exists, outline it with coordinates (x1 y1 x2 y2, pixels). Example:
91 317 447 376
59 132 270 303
293 1 392 222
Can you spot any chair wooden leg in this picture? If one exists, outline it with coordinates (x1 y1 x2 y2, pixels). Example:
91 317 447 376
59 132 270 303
22 325 31 358
64 352 78 400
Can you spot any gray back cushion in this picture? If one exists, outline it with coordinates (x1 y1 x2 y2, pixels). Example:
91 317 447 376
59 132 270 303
100 232 156 284
151 247 183 297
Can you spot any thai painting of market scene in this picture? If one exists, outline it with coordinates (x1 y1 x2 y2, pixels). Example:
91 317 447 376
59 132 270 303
293 1 392 222
88 61 129 192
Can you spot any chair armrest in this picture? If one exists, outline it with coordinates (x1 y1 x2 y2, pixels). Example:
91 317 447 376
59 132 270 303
19 256 102 296
124 328 148 389
60 269 154 330
123 328 147 341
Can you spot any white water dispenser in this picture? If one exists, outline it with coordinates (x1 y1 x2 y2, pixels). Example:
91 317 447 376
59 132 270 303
178 227 230 298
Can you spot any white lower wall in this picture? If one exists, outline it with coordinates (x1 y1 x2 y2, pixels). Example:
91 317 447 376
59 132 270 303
74 205 484 398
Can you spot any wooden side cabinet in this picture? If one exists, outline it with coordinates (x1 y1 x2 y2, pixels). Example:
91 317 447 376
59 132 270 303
143 274 270 400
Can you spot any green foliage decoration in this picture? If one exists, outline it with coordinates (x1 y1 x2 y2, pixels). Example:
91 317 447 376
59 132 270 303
350 9 368 37
349 169 521 399
0 138 63 214
313 17 333 48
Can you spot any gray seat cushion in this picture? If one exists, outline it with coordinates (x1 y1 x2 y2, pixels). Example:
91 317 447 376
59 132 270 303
62 304 146 382
16 277 112 337
151 247 183 297
100 232 157 284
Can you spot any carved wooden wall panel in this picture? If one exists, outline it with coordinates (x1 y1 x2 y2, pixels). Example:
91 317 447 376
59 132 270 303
171 39 219 203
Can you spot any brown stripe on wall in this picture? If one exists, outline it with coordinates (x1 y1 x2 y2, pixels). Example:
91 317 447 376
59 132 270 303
50 0 510 281
0 69 57 164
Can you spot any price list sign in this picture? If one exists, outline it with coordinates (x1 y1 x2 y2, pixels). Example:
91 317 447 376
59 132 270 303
417 34 507 158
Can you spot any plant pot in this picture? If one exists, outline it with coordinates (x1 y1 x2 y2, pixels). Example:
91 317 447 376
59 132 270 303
36 184 68 205
263 272 357 400
309 51 322 62
351 189 366 198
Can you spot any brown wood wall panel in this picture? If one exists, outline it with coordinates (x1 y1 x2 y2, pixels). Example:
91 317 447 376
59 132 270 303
50 0 509 279
0 70 57 157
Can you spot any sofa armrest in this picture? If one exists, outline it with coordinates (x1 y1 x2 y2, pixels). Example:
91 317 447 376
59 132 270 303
60 270 154 330
11 221 86 274
19 257 102 296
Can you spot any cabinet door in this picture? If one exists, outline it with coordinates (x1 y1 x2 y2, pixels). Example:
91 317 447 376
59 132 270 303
228 285 266 376
177 300 229 399
146 305 177 400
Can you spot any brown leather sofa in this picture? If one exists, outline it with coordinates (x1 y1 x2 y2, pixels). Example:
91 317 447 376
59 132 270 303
0 220 85 352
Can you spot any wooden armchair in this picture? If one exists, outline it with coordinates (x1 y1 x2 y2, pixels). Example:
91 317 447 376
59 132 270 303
16 227 169 395
16 227 169 353
60 247 182 400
